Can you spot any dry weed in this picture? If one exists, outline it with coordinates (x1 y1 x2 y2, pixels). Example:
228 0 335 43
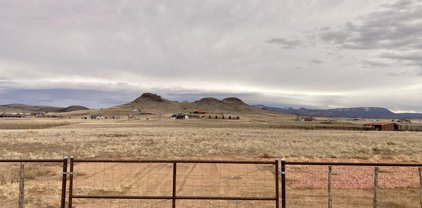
0 120 420 161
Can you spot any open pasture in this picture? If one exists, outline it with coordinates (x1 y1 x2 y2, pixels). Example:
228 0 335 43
1 118 422 207
0 118 421 161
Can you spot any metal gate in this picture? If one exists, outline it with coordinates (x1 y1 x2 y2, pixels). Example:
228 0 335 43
67 158 280 208
2 158 422 208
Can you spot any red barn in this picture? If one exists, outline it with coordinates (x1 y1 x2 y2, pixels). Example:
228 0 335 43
364 122 399 131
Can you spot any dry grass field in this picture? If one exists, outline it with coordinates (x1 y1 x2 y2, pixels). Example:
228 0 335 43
0 118 71 130
0 118 421 161
1 117 421 207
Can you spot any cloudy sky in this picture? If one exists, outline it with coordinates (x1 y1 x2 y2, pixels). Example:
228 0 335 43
1 0 421 112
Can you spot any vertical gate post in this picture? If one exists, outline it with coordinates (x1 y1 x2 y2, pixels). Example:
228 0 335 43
68 156 74 208
276 160 280 208
18 162 25 208
281 159 286 208
172 162 177 208
328 166 332 208
419 167 422 208
373 167 379 208
61 157 68 208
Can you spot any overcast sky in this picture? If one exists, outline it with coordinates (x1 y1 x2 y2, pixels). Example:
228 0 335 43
1 0 421 112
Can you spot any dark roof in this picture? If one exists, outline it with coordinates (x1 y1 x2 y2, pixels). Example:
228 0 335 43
364 122 396 126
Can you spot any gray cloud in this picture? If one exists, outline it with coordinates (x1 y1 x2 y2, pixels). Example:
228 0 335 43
310 59 323 64
266 38 302 49
319 0 422 68
0 0 422 112
379 51 422 66
387 72 407 77
320 0 422 50
361 60 390 68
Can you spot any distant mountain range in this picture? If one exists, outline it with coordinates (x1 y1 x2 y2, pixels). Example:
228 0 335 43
2 93 422 119
255 105 422 119
0 93 266 116
0 104 89 113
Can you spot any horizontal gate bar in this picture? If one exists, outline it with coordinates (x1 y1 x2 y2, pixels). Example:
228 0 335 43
72 195 276 201
286 161 422 167
0 159 63 163
176 196 276 201
72 195 173 200
73 159 277 164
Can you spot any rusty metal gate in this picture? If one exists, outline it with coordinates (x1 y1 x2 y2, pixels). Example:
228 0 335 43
67 158 280 208
2 158 422 208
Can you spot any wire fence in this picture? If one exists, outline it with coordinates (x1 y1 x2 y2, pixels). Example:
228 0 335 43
0 159 66 208
284 162 422 208
0 158 421 208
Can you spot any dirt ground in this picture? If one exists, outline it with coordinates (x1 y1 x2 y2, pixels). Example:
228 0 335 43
1 162 419 208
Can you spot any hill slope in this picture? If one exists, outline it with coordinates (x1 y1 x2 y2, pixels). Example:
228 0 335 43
0 104 63 113
257 105 422 119
0 104 89 113
115 93 271 115
58 105 90 112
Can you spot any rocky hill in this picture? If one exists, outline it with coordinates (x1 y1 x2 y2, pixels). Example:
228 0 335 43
58 105 90 112
1 93 277 117
116 93 266 115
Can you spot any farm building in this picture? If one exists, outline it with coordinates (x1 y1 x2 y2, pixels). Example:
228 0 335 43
364 122 399 131
0 113 25 118
192 109 207 114
170 114 190 120
296 116 315 122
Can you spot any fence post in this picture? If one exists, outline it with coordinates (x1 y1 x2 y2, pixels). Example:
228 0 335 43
419 167 422 208
172 162 177 208
374 167 379 208
281 159 286 208
276 160 280 208
61 156 68 208
328 166 332 208
18 162 25 208
68 156 74 208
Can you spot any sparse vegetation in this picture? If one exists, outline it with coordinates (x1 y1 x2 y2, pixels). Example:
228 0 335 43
0 119 420 161
0 163 62 207
0 119 71 129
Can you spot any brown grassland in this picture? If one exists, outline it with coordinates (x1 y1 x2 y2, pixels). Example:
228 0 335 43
0 116 421 207
0 117 421 161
